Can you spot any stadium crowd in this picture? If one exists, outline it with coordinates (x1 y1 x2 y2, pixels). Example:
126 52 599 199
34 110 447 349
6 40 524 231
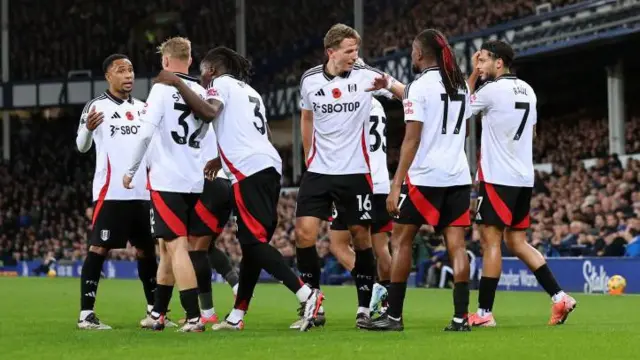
1 113 638 273
10 0 579 90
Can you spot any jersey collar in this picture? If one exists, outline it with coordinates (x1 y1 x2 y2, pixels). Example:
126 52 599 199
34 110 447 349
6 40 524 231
104 90 134 105
495 73 517 81
420 66 439 75
175 72 200 83
322 62 351 81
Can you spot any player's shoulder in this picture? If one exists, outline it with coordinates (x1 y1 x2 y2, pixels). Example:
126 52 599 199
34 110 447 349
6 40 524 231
132 97 145 106
352 63 384 77
82 93 109 113
299 64 324 88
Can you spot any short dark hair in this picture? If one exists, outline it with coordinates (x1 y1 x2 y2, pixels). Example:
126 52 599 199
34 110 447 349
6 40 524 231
102 54 129 73
481 40 515 68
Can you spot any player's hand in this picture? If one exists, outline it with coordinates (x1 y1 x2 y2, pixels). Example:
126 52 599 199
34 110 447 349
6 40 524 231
86 106 104 131
204 158 222 180
122 174 134 189
366 74 391 92
471 51 481 70
153 70 181 87
387 185 402 217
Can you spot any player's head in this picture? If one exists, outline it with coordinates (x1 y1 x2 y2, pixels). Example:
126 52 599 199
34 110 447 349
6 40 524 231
157 37 192 71
103 54 134 94
200 46 253 86
324 23 361 73
477 40 514 81
413 29 467 97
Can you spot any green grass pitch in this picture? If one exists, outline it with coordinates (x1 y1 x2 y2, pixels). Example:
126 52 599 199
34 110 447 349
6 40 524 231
1 277 638 360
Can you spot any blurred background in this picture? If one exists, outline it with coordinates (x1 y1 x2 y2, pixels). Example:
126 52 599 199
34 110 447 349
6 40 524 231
0 0 639 290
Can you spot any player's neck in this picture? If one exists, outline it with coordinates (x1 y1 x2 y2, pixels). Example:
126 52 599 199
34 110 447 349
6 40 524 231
164 66 190 75
418 61 437 72
325 60 344 77
496 69 510 78
108 88 129 101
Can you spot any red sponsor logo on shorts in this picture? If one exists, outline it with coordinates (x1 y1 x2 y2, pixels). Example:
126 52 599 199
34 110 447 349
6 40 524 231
332 88 342 99
207 88 219 97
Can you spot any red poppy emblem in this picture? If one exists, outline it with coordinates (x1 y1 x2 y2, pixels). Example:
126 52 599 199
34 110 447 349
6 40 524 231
125 111 134 121
332 88 342 99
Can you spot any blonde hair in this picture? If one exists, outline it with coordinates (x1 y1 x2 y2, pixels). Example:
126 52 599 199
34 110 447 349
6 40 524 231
324 23 361 50
157 37 191 61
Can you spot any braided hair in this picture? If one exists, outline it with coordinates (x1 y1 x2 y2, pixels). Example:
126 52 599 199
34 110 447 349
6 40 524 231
415 29 467 97
203 46 253 82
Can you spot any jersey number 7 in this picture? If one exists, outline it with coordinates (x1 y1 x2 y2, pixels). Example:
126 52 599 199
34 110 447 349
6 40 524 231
513 102 530 141
171 103 204 148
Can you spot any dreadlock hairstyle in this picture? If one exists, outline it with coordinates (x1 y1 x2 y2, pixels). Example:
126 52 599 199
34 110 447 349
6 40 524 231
415 29 467 97
203 46 254 83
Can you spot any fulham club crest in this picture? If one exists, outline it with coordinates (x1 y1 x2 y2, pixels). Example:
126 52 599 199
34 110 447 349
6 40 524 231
100 230 110 241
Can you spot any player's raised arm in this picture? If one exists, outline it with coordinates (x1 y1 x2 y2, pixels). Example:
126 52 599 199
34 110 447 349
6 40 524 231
153 70 221 122
364 66 406 100
467 51 481 93
76 105 103 152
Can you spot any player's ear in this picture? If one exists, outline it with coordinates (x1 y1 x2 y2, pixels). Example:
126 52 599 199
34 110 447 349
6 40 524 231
188 56 193 67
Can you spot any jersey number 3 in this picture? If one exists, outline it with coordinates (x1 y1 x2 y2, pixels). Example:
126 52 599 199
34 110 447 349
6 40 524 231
249 96 266 135
171 103 204 148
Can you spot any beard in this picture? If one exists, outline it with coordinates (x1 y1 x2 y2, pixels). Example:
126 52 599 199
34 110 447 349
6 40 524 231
412 64 421 74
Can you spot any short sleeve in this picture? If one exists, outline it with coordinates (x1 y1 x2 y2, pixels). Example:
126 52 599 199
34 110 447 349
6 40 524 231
470 84 492 115
299 80 312 111
402 82 426 123
206 78 229 106
140 84 166 127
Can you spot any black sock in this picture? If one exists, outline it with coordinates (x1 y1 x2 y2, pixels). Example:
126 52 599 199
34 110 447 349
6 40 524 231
453 282 470 319
386 282 407 319
80 251 106 311
379 280 391 290
296 245 320 289
209 245 238 287
353 248 375 308
189 250 213 310
249 243 302 294
478 276 499 312
136 255 158 307
179 288 200 320
533 264 562 297
234 251 262 311
152 284 173 316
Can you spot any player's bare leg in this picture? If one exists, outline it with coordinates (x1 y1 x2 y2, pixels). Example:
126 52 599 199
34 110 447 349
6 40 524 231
442 226 471 332
349 224 376 328
78 245 111 330
134 245 158 318
469 224 502 327
365 224 418 331
141 239 177 330
291 216 325 328
504 229 576 325
185 235 218 325
164 236 203 332
329 230 355 271
370 231 391 316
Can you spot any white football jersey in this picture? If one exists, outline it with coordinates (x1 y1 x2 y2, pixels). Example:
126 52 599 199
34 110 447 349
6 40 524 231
140 73 209 193
369 98 390 194
470 74 537 187
299 63 384 175
199 122 227 179
402 67 472 187
206 75 282 183
77 91 149 201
